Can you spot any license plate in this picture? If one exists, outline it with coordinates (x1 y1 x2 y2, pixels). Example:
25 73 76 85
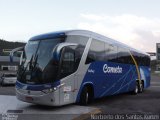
9 80 14 83
25 96 33 101
26 75 31 80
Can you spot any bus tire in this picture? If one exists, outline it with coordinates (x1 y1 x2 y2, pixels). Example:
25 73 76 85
79 86 93 105
132 81 139 95
138 81 144 93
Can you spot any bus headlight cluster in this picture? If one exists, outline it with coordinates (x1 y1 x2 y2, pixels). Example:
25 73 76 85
53 87 57 91
42 88 55 93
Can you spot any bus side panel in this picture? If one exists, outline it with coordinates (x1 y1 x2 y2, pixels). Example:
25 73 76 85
76 61 138 102
140 66 151 88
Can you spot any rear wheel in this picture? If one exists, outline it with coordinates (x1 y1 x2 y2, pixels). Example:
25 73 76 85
132 80 144 95
132 81 139 95
134 82 139 95
138 81 144 93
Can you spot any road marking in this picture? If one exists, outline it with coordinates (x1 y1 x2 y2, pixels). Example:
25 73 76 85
7 110 23 113
73 108 102 120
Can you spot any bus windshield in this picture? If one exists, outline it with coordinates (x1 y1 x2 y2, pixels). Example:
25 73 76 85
18 38 64 84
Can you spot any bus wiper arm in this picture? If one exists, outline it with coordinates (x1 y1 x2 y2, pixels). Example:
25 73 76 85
29 55 34 70
32 54 38 70
20 55 34 80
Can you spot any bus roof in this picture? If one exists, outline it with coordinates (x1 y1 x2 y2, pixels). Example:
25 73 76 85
29 29 149 56
29 32 66 41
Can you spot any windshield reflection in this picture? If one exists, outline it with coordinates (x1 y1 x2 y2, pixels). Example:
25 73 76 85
17 38 63 84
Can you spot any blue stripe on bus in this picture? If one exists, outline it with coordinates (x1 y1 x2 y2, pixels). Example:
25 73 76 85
139 66 151 88
76 61 150 102
29 32 66 41
100 66 136 97
16 80 60 91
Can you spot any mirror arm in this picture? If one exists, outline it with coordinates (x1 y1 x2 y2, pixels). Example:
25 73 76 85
10 47 24 63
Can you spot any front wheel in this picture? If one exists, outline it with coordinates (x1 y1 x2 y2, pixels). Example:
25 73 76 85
79 86 92 105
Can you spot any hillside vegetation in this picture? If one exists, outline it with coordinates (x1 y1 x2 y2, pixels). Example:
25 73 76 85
0 39 26 56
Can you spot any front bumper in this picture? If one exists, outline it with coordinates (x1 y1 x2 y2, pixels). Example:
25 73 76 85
3 79 16 85
16 88 60 106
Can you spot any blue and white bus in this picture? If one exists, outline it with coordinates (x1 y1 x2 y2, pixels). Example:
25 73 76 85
11 30 150 106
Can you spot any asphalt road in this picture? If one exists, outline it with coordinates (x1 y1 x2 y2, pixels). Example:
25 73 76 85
86 74 160 120
0 86 15 96
0 74 159 120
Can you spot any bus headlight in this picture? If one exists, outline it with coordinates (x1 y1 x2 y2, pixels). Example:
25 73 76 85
53 87 57 91
41 83 64 93
42 88 54 93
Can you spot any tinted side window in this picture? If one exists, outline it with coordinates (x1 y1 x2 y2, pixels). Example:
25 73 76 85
140 54 150 66
59 45 85 79
131 51 150 67
66 35 88 46
74 45 85 69
130 51 140 65
62 51 75 73
139 54 145 66
66 35 87 66
117 47 133 64
147 56 151 66
85 39 105 64
105 43 117 62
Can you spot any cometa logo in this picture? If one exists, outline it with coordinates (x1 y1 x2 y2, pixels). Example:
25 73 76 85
103 64 123 74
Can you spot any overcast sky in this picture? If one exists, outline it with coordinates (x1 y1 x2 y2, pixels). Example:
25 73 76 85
0 0 160 52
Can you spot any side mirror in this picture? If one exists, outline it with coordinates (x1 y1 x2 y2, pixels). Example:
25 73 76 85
10 47 24 63
10 52 13 63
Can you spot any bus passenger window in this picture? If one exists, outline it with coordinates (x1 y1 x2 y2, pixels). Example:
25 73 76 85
105 44 117 62
85 39 105 64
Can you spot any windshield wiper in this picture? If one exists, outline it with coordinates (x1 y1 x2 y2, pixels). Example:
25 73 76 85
32 54 39 71
29 55 34 70
20 55 34 80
